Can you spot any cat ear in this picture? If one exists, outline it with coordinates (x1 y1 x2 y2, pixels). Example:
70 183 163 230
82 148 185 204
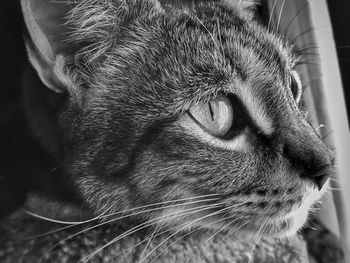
222 0 260 19
21 0 81 93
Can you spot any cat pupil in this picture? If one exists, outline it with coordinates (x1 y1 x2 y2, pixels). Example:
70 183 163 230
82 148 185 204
189 96 233 137
208 102 215 121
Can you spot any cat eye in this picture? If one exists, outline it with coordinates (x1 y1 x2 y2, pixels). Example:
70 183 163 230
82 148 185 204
290 71 302 103
188 96 233 137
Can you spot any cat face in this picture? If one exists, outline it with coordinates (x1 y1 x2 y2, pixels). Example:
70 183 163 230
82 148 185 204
22 0 333 237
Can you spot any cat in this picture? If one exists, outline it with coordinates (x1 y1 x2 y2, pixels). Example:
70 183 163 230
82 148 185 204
18 0 334 241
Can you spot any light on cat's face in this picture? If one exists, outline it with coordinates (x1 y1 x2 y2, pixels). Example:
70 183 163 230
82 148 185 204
25 0 334 241
188 96 233 137
290 70 303 103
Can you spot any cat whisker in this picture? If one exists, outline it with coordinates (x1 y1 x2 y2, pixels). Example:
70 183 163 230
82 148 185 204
21 224 77 241
99 194 220 219
267 0 278 32
327 187 343 191
309 226 318 231
23 203 114 225
148 204 260 263
276 0 286 34
212 219 252 252
137 220 163 262
247 218 268 263
29 196 220 241
146 214 240 263
106 211 232 263
98 197 221 222
106 224 187 263
25 193 218 226
296 52 320 57
39 200 222 262
22 198 116 240
329 177 340 183
82 203 235 262
107 203 247 263
295 61 320 66
290 26 327 46
294 42 320 50
79 202 227 263
137 203 246 263
23 210 96 225
296 47 320 54
106 238 150 263
204 217 240 245
321 130 335 140
294 44 320 54
289 27 319 46
190 12 222 55
282 0 312 37
295 48 320 56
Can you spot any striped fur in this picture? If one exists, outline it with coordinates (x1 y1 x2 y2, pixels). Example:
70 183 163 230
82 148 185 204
22 0 333 237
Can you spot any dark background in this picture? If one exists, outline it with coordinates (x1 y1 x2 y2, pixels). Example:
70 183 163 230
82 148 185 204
0 1 349 217
327 0 350 117
0 1 28 216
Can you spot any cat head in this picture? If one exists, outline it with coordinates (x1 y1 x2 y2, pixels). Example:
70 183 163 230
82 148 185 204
22 0 334 236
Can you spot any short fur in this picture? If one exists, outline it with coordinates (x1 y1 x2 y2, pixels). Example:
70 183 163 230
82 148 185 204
20 0 333 238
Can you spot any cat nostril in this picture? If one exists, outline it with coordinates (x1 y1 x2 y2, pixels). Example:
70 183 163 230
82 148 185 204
256 190 267 196
306 165 333 190
313 173 330 190
283 140 334 191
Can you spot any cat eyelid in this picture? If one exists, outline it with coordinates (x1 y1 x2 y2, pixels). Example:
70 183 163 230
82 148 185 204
290 70 302 103
179 112 248 152
186 95 236 139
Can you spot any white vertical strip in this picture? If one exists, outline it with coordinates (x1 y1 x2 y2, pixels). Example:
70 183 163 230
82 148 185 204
309 1 350 261
266 0 350 260
266 0 341 237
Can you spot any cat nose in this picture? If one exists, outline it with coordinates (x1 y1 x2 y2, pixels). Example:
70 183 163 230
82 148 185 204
303 164 333 190
281 127 334 191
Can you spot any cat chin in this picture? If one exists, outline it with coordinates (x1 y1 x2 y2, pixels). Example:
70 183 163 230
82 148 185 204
262 208 309 237
260 186 325 238
195 186 324 238
214 206 310 238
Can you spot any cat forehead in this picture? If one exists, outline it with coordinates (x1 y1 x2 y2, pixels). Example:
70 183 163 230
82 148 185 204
121 16 292 100
71 0 296 115
69 0 296 75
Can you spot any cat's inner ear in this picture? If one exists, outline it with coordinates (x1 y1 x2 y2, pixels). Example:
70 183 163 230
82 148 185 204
222 0 260 19
21 0 80 93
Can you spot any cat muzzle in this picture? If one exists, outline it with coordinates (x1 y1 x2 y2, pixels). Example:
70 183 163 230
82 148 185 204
304 164 333 190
